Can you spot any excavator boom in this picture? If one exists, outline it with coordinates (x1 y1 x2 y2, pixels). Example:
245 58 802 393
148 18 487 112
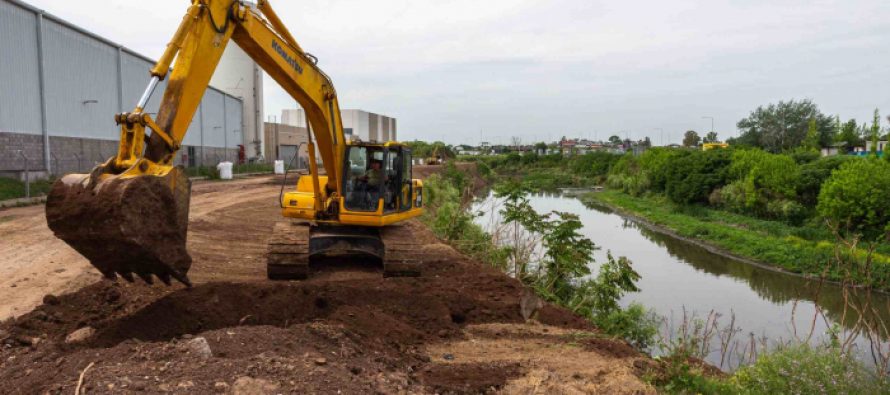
45 0 365 285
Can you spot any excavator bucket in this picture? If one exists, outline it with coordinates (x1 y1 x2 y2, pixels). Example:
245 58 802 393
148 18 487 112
45 163 193 286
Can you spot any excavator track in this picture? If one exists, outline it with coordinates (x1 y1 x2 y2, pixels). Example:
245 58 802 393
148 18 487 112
266 221 422 279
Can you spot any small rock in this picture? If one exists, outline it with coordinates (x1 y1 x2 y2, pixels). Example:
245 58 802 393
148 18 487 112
9 284 15 288
42 294 60 306
437 329 448 338
314 357 327 366
14 336 40 347
65 327 96 344
181 334 194 340
232 377 280 395
349 366 362 375
184 337 212 359
213 382 229 393
177 381 194 389
130 380 147 391
443 353 454 361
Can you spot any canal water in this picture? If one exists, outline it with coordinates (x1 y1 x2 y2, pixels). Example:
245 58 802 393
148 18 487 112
473 191 890 370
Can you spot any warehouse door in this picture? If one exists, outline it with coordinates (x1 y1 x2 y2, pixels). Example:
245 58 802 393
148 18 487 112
279 145 298 168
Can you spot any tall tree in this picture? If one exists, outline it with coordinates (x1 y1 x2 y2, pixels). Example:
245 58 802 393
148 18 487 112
870 109 880 155
608 135 622 145
682 130 701 147
837 119 862 149
803 118 820 151
736 99 832 152
703 131 718 143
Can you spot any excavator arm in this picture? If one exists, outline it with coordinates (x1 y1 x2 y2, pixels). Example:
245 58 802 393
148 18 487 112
45 0 348 285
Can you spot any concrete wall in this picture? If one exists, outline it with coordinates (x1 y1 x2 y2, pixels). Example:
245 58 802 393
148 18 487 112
0 0 242 174
264 122 309 165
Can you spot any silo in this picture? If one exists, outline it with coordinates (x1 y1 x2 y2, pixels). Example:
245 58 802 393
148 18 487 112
209 5 264 162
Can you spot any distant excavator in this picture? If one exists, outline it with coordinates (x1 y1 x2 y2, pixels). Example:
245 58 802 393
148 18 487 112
45 0 424 286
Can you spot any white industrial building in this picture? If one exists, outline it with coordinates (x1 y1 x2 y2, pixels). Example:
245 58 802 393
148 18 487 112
208 4 264 162
281 109 397 142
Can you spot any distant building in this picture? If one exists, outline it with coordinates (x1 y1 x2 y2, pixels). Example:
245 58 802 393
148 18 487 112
264 122 308 167
281 109 397 142
865 140 888 156
820 142 847 157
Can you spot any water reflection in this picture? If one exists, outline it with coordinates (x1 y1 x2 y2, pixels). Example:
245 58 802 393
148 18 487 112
474 191 890 368
584 201 890 332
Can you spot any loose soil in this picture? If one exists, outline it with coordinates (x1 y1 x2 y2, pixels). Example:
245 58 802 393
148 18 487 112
0 170 655 394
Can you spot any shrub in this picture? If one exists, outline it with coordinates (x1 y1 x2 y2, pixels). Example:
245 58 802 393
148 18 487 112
664 149 732 204
568 151 620 178
726 149 801 219
594 302 660 350
640 148 687 192
730 344 884 394
817 157 890 241
796 156 854 207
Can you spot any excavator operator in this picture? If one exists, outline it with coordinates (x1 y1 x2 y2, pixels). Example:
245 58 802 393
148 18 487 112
361 160 384 188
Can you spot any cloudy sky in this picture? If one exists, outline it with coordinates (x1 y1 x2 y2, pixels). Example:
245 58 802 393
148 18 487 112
27 0 890 145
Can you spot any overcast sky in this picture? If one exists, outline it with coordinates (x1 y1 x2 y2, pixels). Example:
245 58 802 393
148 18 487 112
27 0 890 145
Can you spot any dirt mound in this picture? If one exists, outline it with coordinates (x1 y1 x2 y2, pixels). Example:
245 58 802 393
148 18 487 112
0 174 652 394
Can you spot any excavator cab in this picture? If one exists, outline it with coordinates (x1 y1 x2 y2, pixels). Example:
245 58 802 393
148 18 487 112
270 141 423 279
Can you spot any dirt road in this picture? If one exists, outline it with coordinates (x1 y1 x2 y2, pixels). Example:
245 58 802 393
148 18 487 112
0 173 655 394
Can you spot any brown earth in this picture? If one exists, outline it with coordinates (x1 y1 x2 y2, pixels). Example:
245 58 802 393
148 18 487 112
0 170 655 394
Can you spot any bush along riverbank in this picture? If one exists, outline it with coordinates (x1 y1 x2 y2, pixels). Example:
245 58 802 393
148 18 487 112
427 159 890 392
465 148 890 291
602 147 890 291
583 190 890 291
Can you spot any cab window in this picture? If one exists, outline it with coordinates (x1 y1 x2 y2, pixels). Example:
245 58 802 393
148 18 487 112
343 146 384 211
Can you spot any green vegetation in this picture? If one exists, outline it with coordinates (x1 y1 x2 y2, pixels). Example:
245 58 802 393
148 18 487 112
421 169 658 351
584 190 890 290
732 99 835 152
817 158 890 242
730 344 887 394
404 140 455 160
422 159 890 392
462 151 620 190
421 170 509 267
0 177 54 200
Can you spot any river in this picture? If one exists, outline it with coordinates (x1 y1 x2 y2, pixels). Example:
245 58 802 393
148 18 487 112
472 191 890 371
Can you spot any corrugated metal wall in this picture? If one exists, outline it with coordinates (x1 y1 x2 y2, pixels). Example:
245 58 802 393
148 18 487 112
0 0 241 148
0 0 41 134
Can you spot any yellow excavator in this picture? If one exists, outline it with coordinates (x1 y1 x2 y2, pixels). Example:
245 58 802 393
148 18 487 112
45 0 424 286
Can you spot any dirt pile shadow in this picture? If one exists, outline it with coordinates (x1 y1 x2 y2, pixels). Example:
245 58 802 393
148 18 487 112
4 269 590 349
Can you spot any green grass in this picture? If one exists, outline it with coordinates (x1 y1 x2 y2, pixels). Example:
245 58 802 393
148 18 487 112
0 177 54 201
583 190 890 290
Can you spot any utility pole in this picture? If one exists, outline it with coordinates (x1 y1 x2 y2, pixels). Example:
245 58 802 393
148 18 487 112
702 116 714 134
